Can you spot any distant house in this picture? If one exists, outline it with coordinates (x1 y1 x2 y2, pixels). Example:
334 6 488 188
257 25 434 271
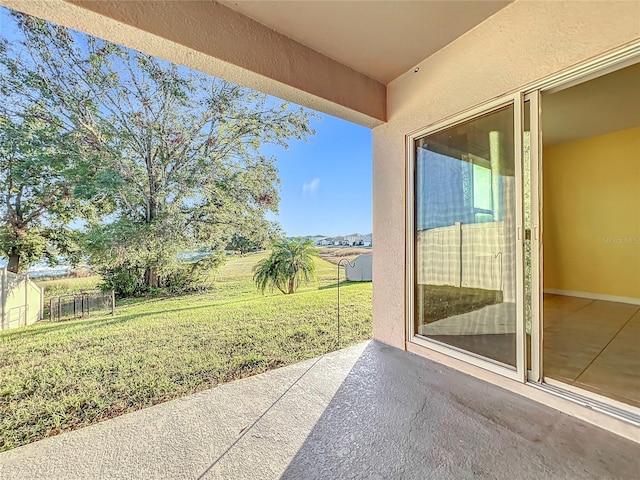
312 235 328 245
362 234 372 247
319 238 332 246
333 236 344 246
345 233 361 246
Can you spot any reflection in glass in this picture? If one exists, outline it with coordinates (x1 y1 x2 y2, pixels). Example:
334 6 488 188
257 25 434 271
414 105 516 367
524 100 533 370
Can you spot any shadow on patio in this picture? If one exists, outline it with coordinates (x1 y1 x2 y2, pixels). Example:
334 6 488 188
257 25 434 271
0 341 637 479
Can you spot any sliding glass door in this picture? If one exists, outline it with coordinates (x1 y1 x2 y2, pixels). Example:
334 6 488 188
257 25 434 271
409 52 640 420
409 97 526 380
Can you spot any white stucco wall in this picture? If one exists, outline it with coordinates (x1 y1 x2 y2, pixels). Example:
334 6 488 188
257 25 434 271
372 0 640 349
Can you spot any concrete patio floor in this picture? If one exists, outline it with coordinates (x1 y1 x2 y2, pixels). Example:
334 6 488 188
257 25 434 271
1 341 638 479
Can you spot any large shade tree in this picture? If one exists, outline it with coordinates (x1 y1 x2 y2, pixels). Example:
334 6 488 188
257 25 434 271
0 112 100 273
0 10 313 287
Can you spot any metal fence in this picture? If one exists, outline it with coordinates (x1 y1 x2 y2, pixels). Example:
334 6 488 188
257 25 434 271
49 290 115 322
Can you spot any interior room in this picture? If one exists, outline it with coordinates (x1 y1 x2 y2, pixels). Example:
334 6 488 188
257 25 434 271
541 62 640 408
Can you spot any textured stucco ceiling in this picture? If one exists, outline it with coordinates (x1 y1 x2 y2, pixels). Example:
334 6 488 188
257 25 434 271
221 0 512 84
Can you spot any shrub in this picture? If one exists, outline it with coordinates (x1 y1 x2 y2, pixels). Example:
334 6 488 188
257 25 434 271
100 255 224 297
99 264 147 297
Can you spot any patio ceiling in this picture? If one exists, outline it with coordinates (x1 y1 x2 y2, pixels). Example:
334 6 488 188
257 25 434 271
219 1 512 84
0 0 512 127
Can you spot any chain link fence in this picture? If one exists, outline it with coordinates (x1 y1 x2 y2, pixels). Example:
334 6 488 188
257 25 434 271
49 290 115 322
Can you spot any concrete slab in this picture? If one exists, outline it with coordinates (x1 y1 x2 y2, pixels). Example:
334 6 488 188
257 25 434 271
1 341 638 479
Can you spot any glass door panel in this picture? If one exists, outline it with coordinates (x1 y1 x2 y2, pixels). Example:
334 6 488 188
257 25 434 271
414 105 519 368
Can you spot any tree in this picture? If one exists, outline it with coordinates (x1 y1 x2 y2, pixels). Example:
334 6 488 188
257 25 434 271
0 112 97 273
227 221 284 255
253 239 318 295
227 234 256 256
0 11 313 288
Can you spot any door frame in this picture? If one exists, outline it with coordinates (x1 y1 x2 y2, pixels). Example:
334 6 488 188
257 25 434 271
525 91 543 383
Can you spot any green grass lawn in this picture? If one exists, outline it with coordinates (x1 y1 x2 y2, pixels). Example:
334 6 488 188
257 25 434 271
0 253 372 452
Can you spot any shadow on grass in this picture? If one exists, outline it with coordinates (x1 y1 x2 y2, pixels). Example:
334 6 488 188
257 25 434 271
1 298 252 341
317 281 365 291
1 286 352 342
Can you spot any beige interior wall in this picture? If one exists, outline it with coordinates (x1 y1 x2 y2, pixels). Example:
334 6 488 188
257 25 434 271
543 126 640 300
372 0 640 349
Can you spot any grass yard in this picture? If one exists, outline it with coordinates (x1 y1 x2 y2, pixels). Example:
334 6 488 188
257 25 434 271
0 253 372 452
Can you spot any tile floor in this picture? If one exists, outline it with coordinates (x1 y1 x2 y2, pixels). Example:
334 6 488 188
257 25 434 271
543 294 640 408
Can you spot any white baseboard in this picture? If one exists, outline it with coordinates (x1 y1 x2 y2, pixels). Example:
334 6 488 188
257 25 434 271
543 288 640 306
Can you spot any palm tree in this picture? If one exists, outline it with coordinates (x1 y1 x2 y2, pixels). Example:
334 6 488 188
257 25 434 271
253 239 318 294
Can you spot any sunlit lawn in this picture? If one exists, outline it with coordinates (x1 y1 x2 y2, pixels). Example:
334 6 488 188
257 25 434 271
0 253 372 452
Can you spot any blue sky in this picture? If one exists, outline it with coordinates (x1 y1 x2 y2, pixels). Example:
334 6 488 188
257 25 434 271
0 6 373 239
263 114 372 237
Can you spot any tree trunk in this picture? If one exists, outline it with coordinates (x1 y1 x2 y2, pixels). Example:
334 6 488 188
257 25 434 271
144 266 160 289
288 277 295 295
7 249 21 274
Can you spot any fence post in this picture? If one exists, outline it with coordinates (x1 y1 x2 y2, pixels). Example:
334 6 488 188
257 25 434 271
24 273 28 327
0 268 5 330
456 222 463 288
39 285 44 321
111 290 115 316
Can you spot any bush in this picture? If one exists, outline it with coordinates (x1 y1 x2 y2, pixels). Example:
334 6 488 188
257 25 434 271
100 255 225 297
99 264 147 297
162 255 224 294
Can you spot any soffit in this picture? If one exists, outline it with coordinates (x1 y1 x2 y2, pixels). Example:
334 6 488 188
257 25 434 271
220 0 512 84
